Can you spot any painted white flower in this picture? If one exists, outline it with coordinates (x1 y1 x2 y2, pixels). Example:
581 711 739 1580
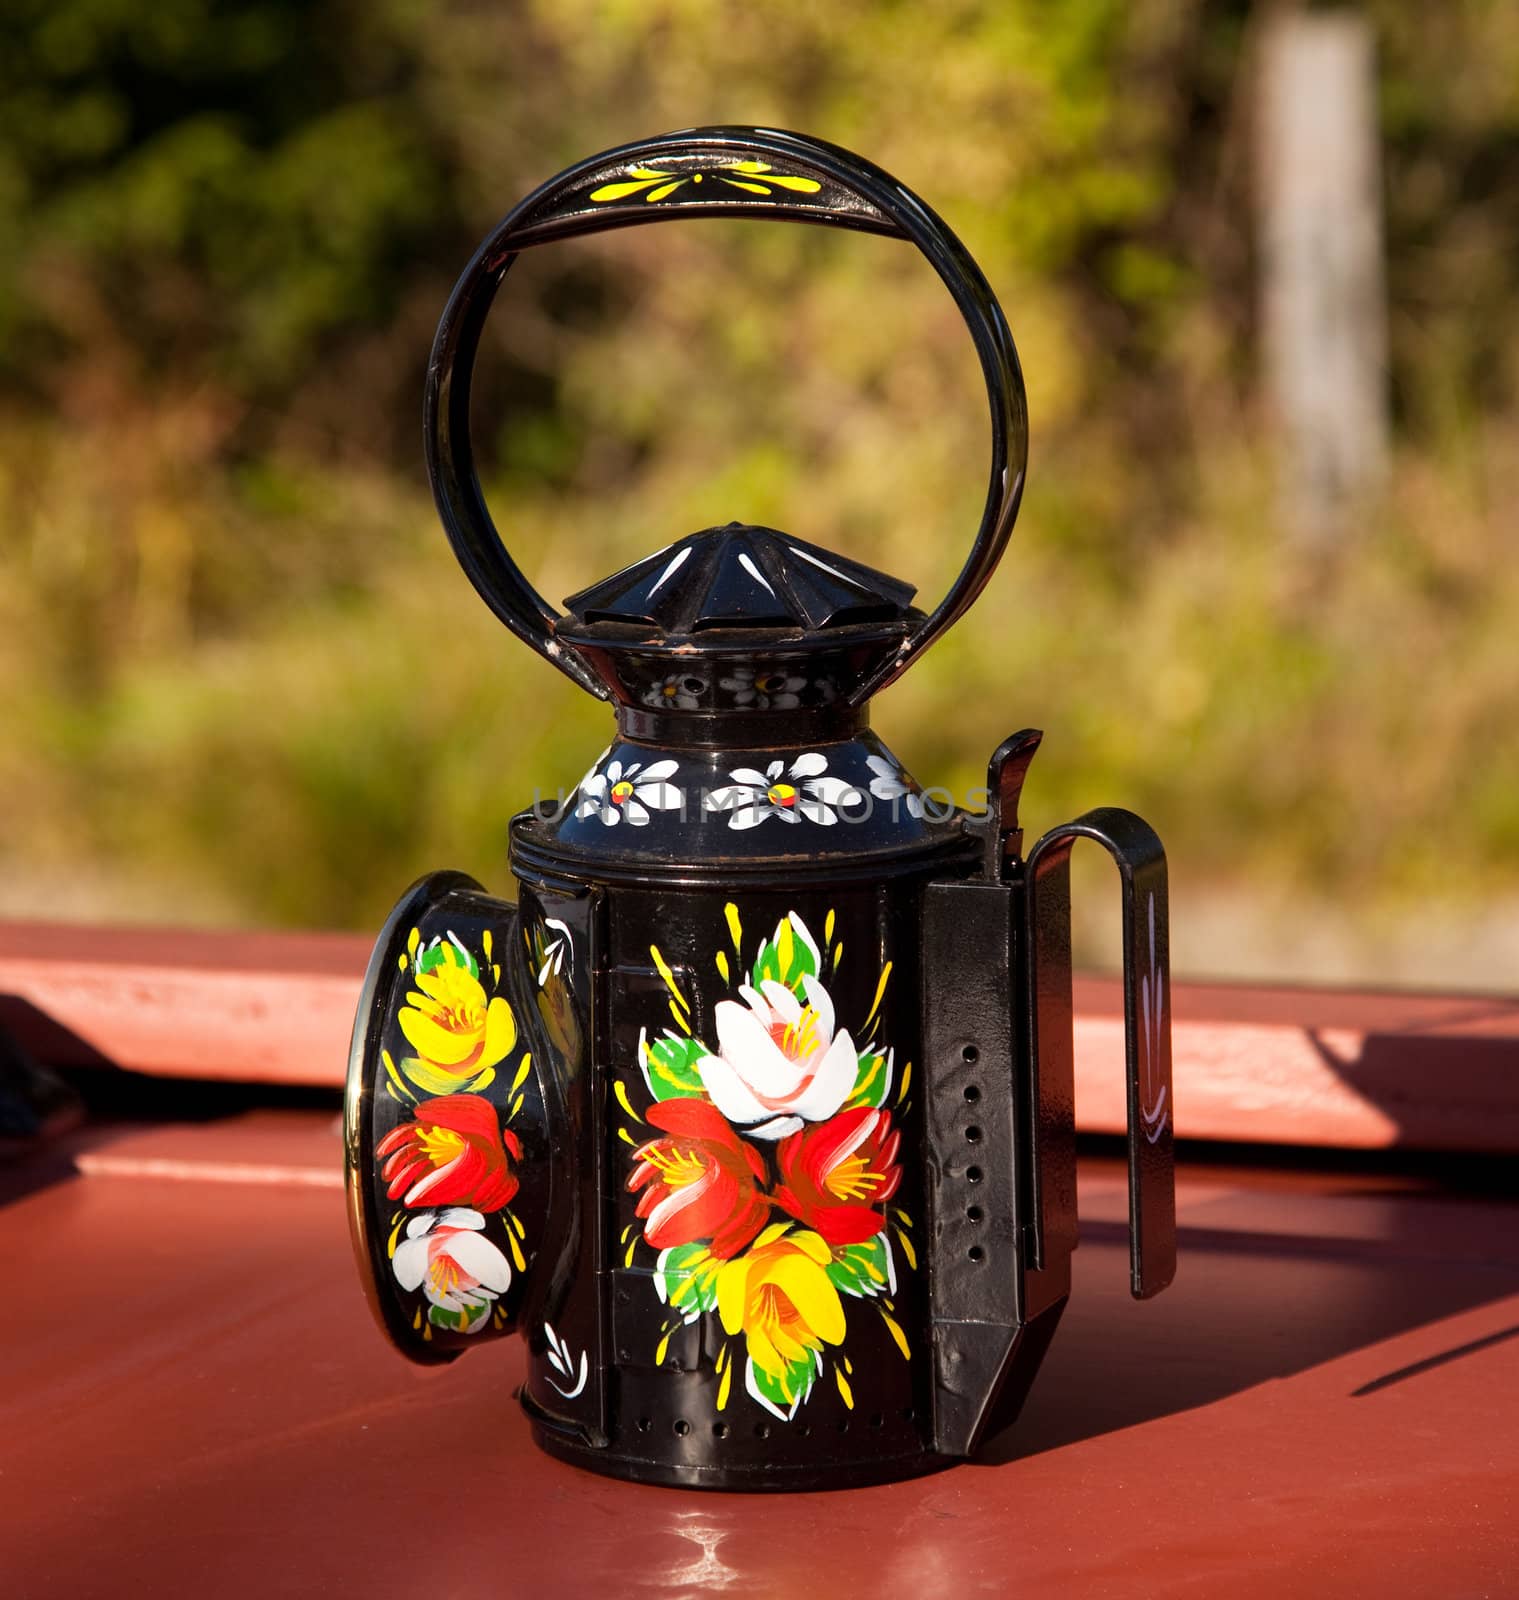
640 671 707 711
704 752 860 830
718 665 805 710
865 753 925 819
575 758 683 827
697 965 859 1140
391 1208 512 1334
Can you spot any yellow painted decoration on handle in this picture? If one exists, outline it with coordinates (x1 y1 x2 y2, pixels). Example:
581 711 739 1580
589 161 819 205
589 169 673 202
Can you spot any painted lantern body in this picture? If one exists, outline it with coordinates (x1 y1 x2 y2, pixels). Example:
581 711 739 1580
345 128 1176 1491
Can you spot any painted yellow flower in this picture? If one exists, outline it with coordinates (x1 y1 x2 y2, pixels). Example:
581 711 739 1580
398 936 515 1095
716 1224 845 1415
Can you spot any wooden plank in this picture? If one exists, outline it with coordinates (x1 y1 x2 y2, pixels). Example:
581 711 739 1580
2 1127 1515 1596
1 919 1517 1150
1070 975 1519 1152
0 920 367 1086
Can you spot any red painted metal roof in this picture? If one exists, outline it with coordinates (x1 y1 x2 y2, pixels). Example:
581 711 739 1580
3 922 1516 1592
4 920 1518 1149
3 1104 1516 1596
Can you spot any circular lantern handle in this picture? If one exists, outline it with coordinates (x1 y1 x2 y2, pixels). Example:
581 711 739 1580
426 125 1028 705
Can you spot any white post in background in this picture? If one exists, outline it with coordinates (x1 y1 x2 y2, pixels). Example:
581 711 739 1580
1256 10 1389 539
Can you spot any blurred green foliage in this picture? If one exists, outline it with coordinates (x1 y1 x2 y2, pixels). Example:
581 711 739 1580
0 0 1516 974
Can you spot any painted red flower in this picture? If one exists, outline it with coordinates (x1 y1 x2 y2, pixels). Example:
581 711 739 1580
774 1107 901 1244
376 1094 522 1211
628 1098 771 1259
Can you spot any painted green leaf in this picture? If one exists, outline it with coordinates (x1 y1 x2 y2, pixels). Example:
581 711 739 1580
745 1349 820 1420
640 1030 708 1101
749 912 821 996
826 1234 895 1300
416 935 479 981
427 1301 489 1334
654 1242 721 1323
844 1046 893 1111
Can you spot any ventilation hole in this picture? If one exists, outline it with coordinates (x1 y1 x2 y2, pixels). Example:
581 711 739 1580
968 1245 986 1263
965 1125 983 1143
901 1406 916 1422
869 1412 886 1429
837 1419 851 1434
756 1422 772 1440
617 1347 630 1362
967 1205 984 1222
636 1416 652 1433
666 1358 681 1371
673 1418 691 1437
963 1084 981 1103
962 1044 979 1064
797 1422 812 1438
713 1422 728 1440
966 1165 983 1183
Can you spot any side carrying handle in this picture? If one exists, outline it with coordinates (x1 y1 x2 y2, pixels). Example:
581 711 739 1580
1025 809 1176 1299
426 125 1028 703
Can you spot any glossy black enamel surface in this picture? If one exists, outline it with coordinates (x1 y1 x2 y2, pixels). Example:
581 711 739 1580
345 126 1177 1492
514 845 950 1488
423 126 1026 705
537 729 962 865
345 873 560 1363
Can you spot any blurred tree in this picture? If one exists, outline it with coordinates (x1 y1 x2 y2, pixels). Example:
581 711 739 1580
0 0 1514 984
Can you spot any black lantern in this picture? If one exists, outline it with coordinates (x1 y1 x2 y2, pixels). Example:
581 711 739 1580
345 128 1176 1491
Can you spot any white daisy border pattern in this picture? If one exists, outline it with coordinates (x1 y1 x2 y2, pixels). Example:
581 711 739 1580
575 757 684 827
704 751 862 830
570 751 902 832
